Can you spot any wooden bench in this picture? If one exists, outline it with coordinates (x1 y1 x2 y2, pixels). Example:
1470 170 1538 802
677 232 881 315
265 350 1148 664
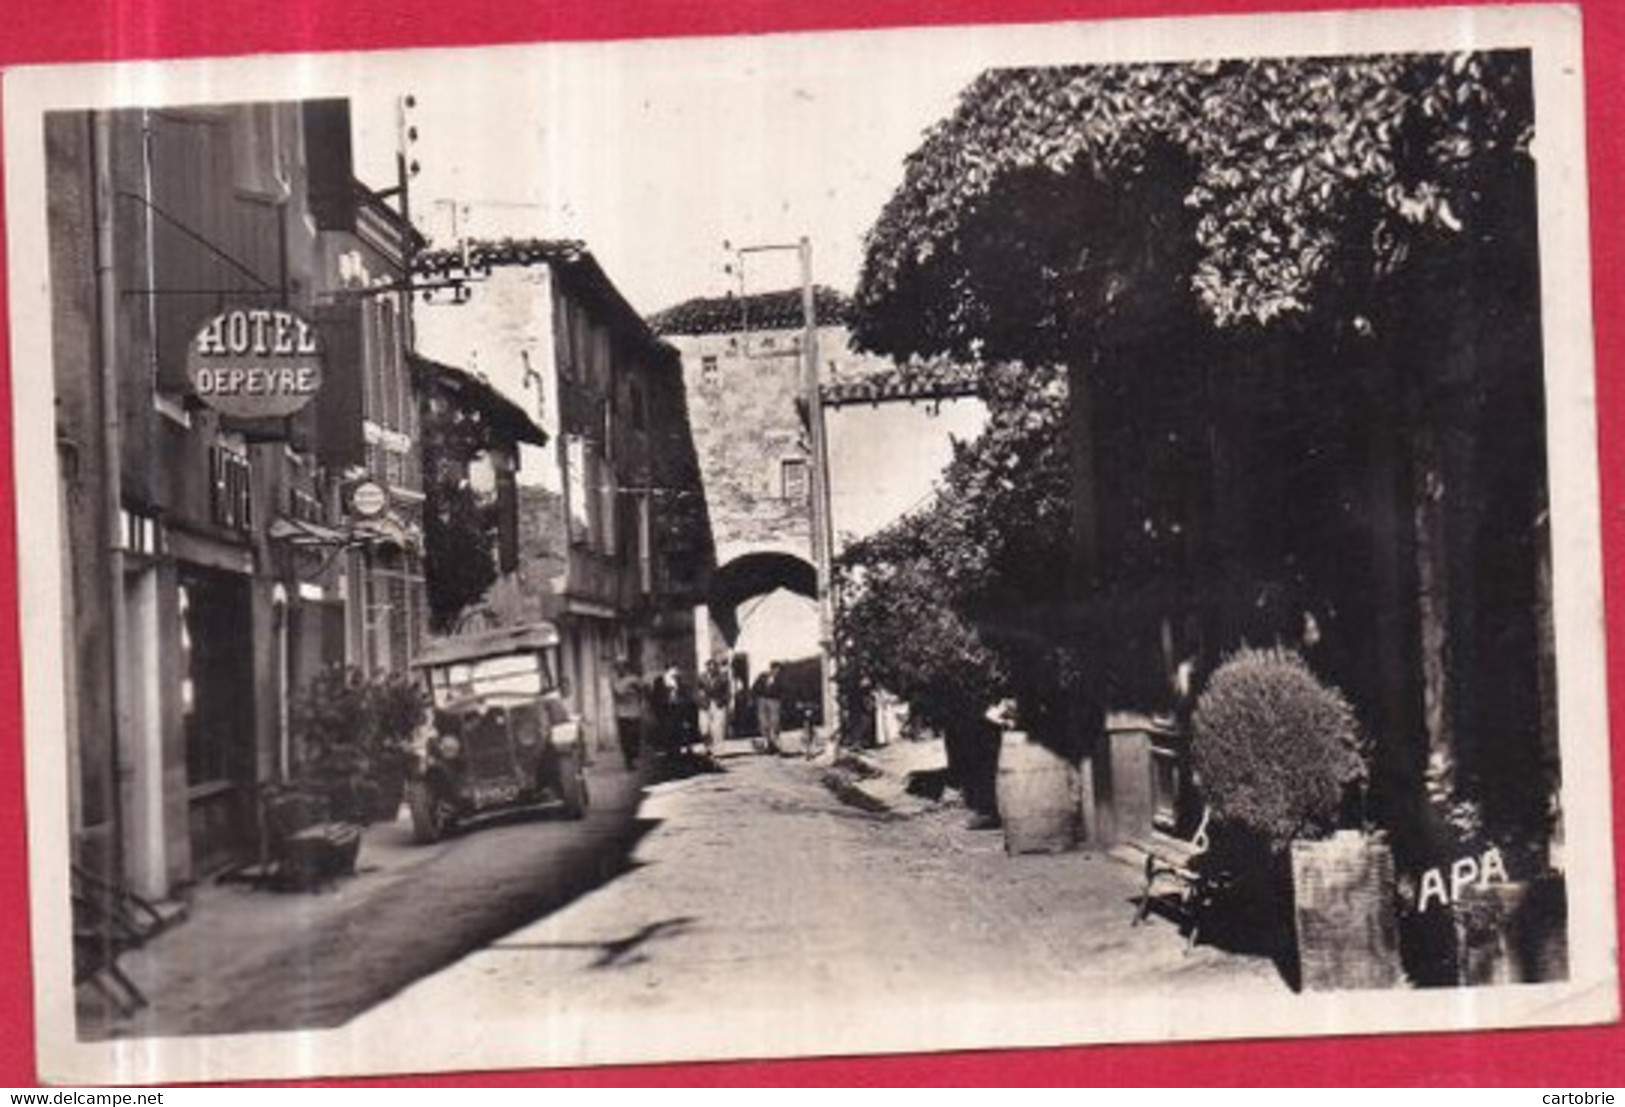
260 785 364 891
1127 808 1221 949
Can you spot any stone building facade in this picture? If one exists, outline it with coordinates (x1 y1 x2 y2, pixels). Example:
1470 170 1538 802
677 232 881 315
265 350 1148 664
649 288 891 678
47 99 425 895
413 240 713 745
650 288 989 722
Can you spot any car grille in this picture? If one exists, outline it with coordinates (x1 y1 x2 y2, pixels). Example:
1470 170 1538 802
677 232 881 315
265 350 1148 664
462 708 520 781
506 703 543 747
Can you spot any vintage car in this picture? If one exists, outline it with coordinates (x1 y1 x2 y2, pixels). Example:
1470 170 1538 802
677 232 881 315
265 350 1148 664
405 622 589 843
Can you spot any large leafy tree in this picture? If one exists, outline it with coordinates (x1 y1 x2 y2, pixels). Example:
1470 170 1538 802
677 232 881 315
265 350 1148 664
837 360 1078 800
840 52 1544 834
419 386 504 634
855 51 1533 358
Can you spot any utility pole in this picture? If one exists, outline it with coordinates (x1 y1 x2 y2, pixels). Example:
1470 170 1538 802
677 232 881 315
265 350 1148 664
728 237 840 737
394 94 418 228
798 238 838 737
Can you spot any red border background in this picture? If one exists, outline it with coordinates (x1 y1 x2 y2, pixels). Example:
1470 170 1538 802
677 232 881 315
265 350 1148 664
0 0 1618 1088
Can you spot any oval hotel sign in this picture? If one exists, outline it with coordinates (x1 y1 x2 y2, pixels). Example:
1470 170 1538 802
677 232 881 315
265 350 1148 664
186 308 324 419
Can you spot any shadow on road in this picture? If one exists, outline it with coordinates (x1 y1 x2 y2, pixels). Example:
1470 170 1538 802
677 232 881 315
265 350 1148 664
1130 891 1301 991
645 750 729 784
79 766 678 1039
308 808 671 1031
489 915 699 969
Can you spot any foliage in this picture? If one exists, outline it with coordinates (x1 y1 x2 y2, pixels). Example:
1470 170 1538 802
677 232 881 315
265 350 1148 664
368 669 429 749
1191 647 1366 852
836 496 1008 745
846 47 1544 825
836 357 1090 781
423 484 499 633
854 51 1533 361
420 383 506 633
290 665 427 819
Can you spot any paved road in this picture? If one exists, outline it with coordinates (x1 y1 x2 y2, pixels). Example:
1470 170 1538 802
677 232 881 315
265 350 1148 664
88 740 1285 1070
88 756 653 1038
342 746 1286 1072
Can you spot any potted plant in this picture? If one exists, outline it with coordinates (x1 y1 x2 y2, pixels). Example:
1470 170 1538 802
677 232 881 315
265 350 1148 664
1191 647 1397 989
290 665 425 824
364 670 428 822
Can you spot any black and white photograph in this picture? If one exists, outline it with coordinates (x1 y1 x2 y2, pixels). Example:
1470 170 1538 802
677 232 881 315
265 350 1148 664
3 3 1615 1085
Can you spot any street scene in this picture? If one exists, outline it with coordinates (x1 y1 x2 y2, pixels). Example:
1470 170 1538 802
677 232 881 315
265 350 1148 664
83 745 1283 1044
12 9 1609 1084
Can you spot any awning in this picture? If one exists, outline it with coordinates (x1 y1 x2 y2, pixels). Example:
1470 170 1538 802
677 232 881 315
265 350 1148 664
412 622 563 668
267 516 349 548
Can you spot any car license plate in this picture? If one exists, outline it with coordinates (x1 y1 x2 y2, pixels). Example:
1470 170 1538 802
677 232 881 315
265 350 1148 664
471 782 521 807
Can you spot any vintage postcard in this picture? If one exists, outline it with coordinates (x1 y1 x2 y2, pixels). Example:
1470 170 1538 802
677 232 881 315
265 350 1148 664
3 3 1615 1085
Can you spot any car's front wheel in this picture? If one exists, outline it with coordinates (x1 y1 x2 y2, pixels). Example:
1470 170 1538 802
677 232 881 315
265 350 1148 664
406 779 454 843
555 748 589 820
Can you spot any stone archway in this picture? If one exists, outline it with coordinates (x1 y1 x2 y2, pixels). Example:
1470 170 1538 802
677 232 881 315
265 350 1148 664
706 550 817 646
700 549 822 730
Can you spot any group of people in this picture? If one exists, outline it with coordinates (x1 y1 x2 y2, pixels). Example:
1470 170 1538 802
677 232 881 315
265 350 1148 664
610 656 792 770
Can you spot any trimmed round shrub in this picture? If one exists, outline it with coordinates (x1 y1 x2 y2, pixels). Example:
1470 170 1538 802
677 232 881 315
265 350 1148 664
1192 647 1364 852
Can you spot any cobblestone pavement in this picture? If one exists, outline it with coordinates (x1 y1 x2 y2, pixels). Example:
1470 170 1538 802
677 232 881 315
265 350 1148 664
77 753 653 1041
339 741 1286 1073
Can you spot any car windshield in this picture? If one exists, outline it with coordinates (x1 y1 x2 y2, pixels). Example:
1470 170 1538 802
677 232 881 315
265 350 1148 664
428 652 551 706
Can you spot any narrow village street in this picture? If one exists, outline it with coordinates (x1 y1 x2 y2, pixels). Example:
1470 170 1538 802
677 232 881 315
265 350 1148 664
20 27 1601 1090
84 738 1286 1049
83 755 653 1039
338 740 1286 1066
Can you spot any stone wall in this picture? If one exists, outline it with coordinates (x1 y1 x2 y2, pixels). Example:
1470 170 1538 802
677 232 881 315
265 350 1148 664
665 322 894 566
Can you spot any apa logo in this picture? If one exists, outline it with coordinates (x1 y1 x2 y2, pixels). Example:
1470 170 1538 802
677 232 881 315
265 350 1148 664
1415 846 1510 913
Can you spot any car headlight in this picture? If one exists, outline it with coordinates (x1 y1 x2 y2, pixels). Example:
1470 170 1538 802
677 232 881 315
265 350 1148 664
436 735 462 760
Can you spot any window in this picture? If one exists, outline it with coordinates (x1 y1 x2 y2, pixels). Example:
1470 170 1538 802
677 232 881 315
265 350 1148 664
364 297 407 432
700 355 719 386
566 436 591 546
361 300 381 424
209 443 253 532
780 457 809 502
591 326 613 390
598 459 617 554
637 494 653 594
379 298 404 430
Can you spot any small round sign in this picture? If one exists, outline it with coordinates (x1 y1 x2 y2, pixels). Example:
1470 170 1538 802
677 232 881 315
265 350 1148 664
350 480 390 519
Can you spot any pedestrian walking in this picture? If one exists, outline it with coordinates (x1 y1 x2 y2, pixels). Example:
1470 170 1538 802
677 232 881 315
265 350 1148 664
698 657 732 750
751 662 784 754
651 664 685 757
798 700 818 759
612 661 646 770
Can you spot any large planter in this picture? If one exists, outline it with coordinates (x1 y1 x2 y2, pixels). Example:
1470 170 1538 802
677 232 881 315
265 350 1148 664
996 731 1079 854
1291 831 1404 991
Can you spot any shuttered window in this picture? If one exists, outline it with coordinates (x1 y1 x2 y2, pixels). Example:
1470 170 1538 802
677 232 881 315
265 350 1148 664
146 110 283 397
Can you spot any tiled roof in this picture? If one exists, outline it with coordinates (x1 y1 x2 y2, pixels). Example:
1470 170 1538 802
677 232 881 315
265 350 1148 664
410 353 548 446
414 238 669 355
415 236 588 275
648 286 850 336
819 360 984 407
